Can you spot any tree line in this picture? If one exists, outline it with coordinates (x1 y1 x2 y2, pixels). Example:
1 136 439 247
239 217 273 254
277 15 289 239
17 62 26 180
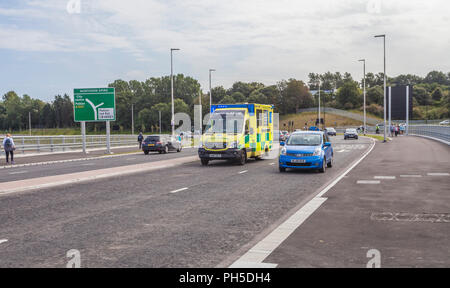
1 70 449 133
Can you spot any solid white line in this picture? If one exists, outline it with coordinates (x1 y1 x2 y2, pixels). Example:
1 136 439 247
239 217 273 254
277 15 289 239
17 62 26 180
229 262 278 268
357 180 380 184
170 187 189 194
427 173 449 176
239 170 248 174
315 137 376 198
400 175 422 178
374 176 396 180
0 239 8 244
230 138 377 268
9 171 28 175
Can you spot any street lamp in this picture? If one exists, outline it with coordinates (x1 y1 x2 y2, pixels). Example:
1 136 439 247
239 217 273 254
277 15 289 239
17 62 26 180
171 48 180 137
209 69 216 114
374 34 387 142
359 59 366 135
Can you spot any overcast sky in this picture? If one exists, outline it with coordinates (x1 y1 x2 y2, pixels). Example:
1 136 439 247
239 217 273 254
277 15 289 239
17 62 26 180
1 0 449 101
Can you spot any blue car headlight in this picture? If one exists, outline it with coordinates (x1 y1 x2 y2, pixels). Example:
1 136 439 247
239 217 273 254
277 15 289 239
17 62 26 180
280 147 287 156
313 147 322 156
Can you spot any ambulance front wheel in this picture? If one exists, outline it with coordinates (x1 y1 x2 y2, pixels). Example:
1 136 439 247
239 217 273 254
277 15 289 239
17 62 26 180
238 150 247 165
201 159 209 166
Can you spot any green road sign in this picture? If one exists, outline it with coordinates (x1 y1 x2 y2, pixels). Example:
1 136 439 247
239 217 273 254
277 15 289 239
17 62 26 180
74 88 116 122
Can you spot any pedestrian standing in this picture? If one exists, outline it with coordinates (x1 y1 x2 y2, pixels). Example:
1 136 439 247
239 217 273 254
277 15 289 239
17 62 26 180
3 133 16 165
137 132 144 149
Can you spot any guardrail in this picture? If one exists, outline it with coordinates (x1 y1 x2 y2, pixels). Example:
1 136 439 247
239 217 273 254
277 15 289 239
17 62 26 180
0 135 140 155
408 125 450 144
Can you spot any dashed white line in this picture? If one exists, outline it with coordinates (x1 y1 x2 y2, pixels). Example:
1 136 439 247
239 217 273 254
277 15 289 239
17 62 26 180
269 163 276 166
427 173 449 176
0 239 8 244
170 187 189 194
239 170 248 174
336 149 347 153
374 176 396 180
400 175 422 178
81 163 95 166
357 180 381 184
126 158 137 161
9 171 28 175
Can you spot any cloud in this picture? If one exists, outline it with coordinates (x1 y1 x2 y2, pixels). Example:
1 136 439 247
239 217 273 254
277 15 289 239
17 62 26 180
0 0 449 92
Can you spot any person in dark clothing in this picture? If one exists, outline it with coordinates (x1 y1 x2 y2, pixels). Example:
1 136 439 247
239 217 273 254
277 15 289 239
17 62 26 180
138 132 144 149
3 133 15 165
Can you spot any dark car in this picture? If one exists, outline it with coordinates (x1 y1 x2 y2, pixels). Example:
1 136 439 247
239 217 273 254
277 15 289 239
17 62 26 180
344 128 358 140
142 135 182 155
326 127 337 136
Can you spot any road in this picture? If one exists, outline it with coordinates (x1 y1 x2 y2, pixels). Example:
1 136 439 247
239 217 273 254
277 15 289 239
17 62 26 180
0 137 372 267
262 136 450 267
0 148 197 183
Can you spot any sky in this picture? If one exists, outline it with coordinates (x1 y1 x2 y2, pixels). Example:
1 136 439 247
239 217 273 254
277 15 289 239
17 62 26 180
0 0 449 101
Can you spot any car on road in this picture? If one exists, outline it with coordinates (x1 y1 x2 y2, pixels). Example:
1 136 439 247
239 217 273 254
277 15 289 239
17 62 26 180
142 135 182 155
344 128 358 140
279 131 333 173
279 130 289 142
325 127 337 136
439 119 450 125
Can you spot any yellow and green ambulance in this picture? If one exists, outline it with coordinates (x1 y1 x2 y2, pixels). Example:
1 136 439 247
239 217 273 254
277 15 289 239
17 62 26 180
198 104 274 166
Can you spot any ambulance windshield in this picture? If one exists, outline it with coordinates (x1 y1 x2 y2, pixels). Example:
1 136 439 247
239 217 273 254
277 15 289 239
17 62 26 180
207 110 245 134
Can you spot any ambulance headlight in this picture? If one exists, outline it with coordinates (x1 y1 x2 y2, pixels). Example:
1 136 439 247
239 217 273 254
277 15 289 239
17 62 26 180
280 147 287 156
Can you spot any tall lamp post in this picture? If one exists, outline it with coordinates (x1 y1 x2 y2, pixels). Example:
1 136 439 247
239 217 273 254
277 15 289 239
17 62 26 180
374 34 387 142
209 69 216 114
171 48 180 137
359 59 367 135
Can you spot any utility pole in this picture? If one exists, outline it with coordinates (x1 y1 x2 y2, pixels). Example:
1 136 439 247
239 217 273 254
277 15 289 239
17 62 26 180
209 69 216 114
29 111 32 136
375 34 387 142
131 103 134 135
171 48 180 137
359 59 366 135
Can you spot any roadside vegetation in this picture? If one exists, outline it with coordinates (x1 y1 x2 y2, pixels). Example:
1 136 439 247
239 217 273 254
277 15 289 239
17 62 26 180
1 71 448 135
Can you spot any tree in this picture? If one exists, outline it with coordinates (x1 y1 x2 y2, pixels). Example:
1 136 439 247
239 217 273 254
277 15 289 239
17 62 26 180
231 92 246 103
413 86 431 105
424 71 447 85
219 95 236 104
431 87 443 102
336 81 361 109
211 86 227 104
367 86 384 105
284 79 313 113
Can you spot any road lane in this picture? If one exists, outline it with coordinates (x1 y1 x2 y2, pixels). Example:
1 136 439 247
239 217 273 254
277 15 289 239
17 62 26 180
0 137 372 267
0 148 197 183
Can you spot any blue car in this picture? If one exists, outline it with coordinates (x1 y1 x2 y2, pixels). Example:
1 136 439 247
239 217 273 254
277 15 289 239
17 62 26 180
279 131 333 173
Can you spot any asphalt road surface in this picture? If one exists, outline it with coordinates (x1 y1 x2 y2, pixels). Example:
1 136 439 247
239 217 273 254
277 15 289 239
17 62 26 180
0 137 372 267
0 148 197 183
265 136 450 267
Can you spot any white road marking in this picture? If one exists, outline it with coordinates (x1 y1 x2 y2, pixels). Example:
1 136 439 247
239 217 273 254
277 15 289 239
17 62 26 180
427 173 449 176
170 187 189 194
126 158 137 161
81 163 95 166
270 163 276 166
357 180 381 184
374 176 396 179
336 149 347 153
239 170 248 174
0 239 8 244
400 175 422 178
9 171 28 175
229 137 377 268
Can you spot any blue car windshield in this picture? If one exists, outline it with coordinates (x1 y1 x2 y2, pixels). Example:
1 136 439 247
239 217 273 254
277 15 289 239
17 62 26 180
287 134 322 146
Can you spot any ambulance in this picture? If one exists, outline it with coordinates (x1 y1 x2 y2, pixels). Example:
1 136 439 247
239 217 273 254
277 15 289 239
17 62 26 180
198 104 274 166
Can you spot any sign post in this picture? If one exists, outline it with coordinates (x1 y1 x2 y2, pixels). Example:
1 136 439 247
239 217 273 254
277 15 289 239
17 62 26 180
74 88 115 154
